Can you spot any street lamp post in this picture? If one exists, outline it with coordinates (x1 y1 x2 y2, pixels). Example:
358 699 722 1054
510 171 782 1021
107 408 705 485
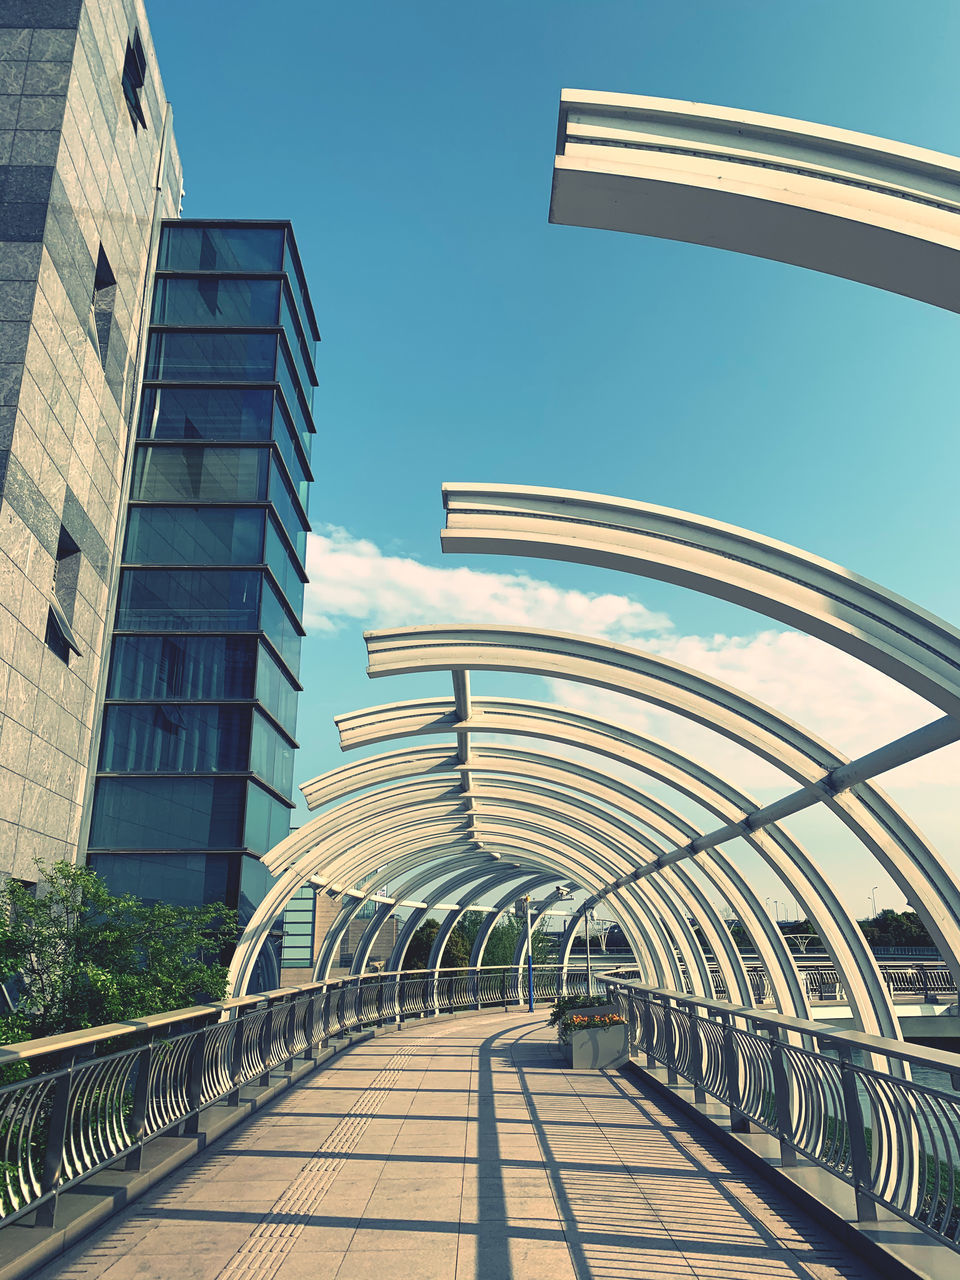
524 896 534 1013
585 908 596 999
870 885 879 917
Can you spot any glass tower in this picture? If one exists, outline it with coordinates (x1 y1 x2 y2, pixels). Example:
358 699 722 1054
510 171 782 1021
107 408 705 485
86 221 319 935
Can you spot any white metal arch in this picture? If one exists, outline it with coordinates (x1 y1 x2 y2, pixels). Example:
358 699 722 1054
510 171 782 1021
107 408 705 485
363 627 960 992
229 787 678 997
552 90 960 313
360 629 913 1037
302 742 757 1007
442 485 960 721
335 697 814 1011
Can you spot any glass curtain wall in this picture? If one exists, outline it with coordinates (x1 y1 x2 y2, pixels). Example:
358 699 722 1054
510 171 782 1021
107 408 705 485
88 221 319 939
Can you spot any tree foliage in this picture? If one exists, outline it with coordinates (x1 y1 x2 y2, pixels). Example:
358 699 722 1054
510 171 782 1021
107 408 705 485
0 862 237 1043
401 908 552 971
857 910 935 949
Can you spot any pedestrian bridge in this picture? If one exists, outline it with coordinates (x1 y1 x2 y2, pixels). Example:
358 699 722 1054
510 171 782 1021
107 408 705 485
0 969 958 1280
27 1011 907 1280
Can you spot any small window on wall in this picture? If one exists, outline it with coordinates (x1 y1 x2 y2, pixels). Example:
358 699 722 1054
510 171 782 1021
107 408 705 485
45 526 82 663
122 30 147 131
89 246 116 368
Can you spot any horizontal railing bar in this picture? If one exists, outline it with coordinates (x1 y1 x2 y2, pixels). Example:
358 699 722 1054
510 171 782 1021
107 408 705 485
599 971 960 1075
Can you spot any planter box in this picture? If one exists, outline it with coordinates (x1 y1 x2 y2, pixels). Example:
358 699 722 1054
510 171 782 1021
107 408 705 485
568 1021 628 1069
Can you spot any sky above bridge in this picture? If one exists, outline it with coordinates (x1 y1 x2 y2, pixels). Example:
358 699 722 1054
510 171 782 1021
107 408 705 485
149 1 960 916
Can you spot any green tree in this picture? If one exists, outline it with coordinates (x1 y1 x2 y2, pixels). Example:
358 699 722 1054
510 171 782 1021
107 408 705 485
857 909 934 949
481 912 552 966
0 862 237 1042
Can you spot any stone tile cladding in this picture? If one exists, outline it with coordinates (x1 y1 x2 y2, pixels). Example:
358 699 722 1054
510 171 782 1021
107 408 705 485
0 0 183 877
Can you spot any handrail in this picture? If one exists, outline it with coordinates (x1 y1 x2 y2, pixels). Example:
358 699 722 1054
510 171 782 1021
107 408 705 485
0 964 581 1230
600 971 960 1250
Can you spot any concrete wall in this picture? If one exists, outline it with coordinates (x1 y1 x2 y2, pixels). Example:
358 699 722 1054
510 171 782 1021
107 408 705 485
0 0 182 877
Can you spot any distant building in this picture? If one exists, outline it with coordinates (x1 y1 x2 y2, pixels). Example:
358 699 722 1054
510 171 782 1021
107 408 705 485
0 4 318 979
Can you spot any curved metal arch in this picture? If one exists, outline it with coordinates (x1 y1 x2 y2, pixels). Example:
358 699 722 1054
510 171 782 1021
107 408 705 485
552 90 960 313
266 757 713 997
362 627 960 970
301 741 755 1007
361 630 906 1037
442 485 960 719
229 787 677 996
335 697 812 1012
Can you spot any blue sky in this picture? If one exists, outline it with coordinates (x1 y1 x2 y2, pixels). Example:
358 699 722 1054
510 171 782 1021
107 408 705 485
149 2 960 914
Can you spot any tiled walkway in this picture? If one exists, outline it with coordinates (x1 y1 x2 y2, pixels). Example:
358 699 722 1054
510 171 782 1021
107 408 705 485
35 1012 880 1280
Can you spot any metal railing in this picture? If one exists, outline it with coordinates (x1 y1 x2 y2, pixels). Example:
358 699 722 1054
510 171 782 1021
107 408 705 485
0 964 579 1230
601 972 960 1252
707 963 958 1004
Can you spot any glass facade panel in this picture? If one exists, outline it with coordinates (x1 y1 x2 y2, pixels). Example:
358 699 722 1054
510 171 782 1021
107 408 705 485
89 777 247 850
87 852 234 910
243 781 292 854
132 446 269 503
277 338 314 433
260 577 301 676
279 287 314 393
271 398 310 507
282 234 316 351
264 516 304 613
139 387 276 442
100 704 251 773
153 276 281 328
158 225 284 273
117 568 261 632
250 710 294 794
146 331 278 382
268 461 308 560
255 644 298 734
125 506 265 566
108 635 258 701
281 885 315 967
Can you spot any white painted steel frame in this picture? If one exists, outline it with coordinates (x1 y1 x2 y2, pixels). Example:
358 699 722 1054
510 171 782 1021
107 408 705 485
552 90 960 313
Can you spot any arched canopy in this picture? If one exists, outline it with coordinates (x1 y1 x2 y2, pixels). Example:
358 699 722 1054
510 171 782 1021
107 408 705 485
361 627 960 993
552 90 960 312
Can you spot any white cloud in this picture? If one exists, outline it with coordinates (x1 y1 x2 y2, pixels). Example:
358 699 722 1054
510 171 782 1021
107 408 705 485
304 525 672 639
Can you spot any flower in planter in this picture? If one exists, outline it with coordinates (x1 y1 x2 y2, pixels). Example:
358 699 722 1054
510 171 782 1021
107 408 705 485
557 1012 625 1043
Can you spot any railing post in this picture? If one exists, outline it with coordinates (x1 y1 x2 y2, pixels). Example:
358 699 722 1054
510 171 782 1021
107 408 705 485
34 1056 73 1228
501 968 507 1012
376 977 384 1026
688 1002 706 1104
257 1005 274 1086
473 967 481 1011
303 993 318 1059
768 1026 797 1167
124 1041 155 1170
226 1009 245 1104
184 1022 208 1134
721 1011 750 1133
642 995 657 1068
837 1043 878 1222
663 997 678 1085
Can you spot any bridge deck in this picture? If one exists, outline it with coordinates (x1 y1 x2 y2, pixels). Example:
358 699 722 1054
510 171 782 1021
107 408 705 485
36 1012 880 1280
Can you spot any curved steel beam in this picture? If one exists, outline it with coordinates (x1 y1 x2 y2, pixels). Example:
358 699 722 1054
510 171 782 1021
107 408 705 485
229 788 675 996
335 697 810 1010
361 630 904 1037
441 484 960 719
552 90 960 312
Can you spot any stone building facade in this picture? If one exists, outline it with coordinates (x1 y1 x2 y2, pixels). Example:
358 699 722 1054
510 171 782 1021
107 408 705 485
0 0 182 877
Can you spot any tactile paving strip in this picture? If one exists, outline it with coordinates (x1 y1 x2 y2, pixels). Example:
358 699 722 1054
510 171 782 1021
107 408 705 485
213 1038 431 1280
